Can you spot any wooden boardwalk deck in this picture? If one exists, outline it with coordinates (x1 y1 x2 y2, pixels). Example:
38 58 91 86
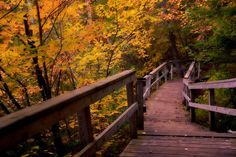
120 80 236 157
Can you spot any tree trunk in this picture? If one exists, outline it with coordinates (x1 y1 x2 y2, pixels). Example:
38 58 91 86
24 13 65 156
0 74 22 110
0 99 10 114
168 30 183 77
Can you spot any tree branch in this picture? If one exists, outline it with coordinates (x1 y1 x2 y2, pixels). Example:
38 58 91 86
0 0 23 20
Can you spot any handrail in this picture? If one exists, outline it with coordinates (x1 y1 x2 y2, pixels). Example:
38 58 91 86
184 61 195 79
189 78 236 89
143 62 172 99
149 62 167 75
75 102 138 157
0 70 145 156
182 62 236 131
189 102 236 116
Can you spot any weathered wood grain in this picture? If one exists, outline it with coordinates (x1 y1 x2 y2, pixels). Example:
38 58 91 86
209 89 216 131
121 136 236 157
149 62 167 75
121 80 236 157
126 82 137 138
189 102 236 116
74 102 138 157
78 106 93 148
188 78 236 89
137 79 145 130
184 62 195 79
0 70 135 151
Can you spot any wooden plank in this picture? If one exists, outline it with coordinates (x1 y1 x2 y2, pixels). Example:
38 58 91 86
184 62 195 79
120 152 228 157
126 82 137 138
189 102 236 116
127 141 236 149
74 102 138 157
188 78 236 89
149 62 167 75
123 145 236 156
131 137 236 145
0 70 136 151
120 152 195 157
136 133 236 139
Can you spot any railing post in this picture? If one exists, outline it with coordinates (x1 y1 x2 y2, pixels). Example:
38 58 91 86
209 89 216 131
182 82 186 106
126 82 137 138
156 72 160 89
190 89 196 122
78 106 94 148
170 63 173 80
146 75 151 97
164 67 168 82
137 78 145 130
197 62 201 79
186 86 190 110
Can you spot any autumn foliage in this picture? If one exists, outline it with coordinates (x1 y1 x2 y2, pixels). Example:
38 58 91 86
0 0 235 156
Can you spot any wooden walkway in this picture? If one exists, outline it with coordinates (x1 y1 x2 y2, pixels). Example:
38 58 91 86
120 80 236 157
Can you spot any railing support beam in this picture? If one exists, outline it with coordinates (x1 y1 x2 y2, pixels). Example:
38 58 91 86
78 106 94 149
137 78 145 130
209 89 216 131
164 67 168 82
170 63 173 80
156 72 160 89
126 82 137 138
190 89 196 122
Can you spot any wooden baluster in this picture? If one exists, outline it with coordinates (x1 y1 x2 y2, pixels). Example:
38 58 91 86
191 68 195 81
126 82 137 138
186 86 190 110
143 75 150 99
190 89 196 122
137 78 145 130
147 75 151 97
185 79 193 111
209 89 216 131
197 62 201 79
78 106 94 149
183 83 186 106
164 67 168 82
156 72 160 89
170 63 173 80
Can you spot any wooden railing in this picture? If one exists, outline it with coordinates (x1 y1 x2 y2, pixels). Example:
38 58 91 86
143 62 173 100
0 70 145 156
183 62 236 131
0 61 175 156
